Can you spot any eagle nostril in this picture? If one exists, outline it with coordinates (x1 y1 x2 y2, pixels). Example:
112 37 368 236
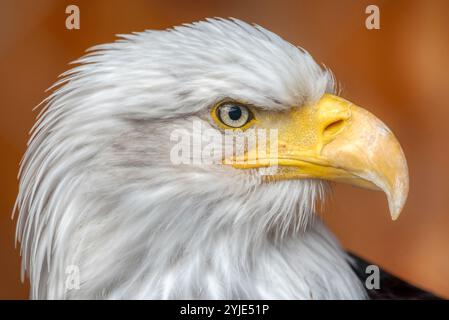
323 119 345 138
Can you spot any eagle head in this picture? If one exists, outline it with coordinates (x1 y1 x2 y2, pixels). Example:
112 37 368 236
15 18 408 299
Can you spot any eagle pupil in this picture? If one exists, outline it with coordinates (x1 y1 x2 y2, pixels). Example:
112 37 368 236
228 106 242 120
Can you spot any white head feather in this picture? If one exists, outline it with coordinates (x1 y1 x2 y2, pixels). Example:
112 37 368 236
15 18 366 299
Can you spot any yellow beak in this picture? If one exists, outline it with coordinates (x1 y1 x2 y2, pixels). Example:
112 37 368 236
231 94 409 220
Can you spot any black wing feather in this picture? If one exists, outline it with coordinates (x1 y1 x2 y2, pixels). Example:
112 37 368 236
348 252 441 300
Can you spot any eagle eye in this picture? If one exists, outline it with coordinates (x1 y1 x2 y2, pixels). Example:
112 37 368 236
215 102 253 128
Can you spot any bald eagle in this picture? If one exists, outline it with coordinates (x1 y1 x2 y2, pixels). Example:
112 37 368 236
16 18 421 300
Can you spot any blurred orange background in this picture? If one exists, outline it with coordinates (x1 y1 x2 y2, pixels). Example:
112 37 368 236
1 0 448 299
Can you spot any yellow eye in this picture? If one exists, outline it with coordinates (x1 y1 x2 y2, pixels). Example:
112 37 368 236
215 102 254 128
